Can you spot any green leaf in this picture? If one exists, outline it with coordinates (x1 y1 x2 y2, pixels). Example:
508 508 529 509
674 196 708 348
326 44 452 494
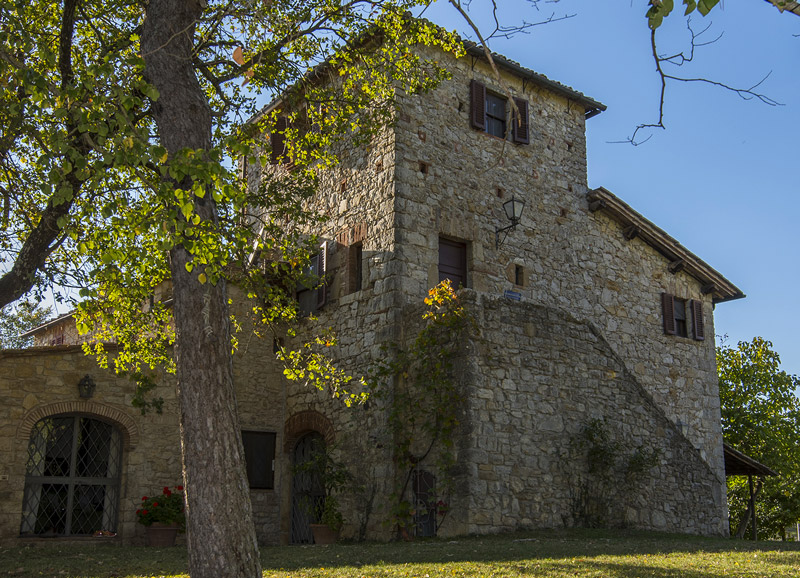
181 202 194 220
697 0 720 16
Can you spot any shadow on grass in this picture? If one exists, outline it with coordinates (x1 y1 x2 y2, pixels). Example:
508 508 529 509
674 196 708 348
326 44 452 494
1 529 799 578
258 529 800 572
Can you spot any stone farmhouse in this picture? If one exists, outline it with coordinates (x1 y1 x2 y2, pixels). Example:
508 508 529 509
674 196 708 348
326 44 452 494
0 41 744 545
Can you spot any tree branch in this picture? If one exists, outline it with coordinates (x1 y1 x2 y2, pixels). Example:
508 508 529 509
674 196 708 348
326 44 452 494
617 23 782 146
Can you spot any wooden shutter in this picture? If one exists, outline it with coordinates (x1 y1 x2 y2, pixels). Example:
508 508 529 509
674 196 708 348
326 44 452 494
270 116 288 164
691 299 705 341
662 292 676 335
511 97 530 144
439 238 467 288
242 431 276 489
316 241 328 309
470 80 486 130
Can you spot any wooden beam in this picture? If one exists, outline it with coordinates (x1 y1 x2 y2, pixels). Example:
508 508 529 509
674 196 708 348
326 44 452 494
668 259 685 274
588 199 606 212
622 225 639 240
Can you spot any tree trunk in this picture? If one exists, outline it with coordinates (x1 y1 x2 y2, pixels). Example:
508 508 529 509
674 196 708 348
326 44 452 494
141 1 261 577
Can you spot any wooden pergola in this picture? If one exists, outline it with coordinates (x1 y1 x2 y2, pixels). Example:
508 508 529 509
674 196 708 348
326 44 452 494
724 443 778 540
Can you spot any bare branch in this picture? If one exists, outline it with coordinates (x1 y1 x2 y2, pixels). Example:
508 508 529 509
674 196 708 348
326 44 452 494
617 23 782 146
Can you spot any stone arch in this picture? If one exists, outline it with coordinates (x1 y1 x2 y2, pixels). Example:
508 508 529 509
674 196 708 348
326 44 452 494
17 401 140 449
283 410 335 453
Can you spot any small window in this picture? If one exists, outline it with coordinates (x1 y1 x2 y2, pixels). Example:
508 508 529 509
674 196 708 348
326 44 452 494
470 80 529 144
270 116 288 165
662 293 703 340
514 265 525 287
296 242 328 316
673 298 688 338
242 431 276 490
439 238 467 288
485 93 506 138
347 243 363 294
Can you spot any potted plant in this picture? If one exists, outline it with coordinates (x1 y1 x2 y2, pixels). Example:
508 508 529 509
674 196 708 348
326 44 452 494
293 442 351 544
136 485 185 546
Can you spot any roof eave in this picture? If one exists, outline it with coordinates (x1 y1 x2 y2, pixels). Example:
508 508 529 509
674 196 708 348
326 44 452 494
587 187 745 304
464 44 606 119
19 311 76 338
724 443 778 477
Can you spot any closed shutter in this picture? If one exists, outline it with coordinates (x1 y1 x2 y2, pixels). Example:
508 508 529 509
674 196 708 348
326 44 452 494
270 116 288 164
470 80 486 130
439 238 467 288
662 292 676 335
242 431 276 489
316 240 328 309
691 299 705 341
511 97 530 144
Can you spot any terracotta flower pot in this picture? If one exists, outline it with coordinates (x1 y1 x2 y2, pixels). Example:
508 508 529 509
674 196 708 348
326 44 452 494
309 523 339 545
145 522 179 546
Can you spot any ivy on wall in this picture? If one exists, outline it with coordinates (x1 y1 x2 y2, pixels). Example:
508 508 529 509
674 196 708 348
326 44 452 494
370 280 476 537
570 418 660 528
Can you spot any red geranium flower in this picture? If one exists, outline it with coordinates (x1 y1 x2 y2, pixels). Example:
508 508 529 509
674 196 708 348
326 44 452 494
142 510 148 515
152 502 158 507
176 485 183 491
142 496 148 501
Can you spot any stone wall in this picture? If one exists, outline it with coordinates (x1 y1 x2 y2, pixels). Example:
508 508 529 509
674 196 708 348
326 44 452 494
253 44 729 538
452 291 726 536
0 346 182 544
390 44 725 493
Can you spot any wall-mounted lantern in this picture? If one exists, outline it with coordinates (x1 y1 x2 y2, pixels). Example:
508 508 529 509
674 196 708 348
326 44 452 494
78 374 96 399
495 195 526 248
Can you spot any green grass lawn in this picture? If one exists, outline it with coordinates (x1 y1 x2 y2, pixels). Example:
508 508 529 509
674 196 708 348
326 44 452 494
2 529 799 578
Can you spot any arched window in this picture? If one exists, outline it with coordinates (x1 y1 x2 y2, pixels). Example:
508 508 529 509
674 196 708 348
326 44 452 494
20 415 122 537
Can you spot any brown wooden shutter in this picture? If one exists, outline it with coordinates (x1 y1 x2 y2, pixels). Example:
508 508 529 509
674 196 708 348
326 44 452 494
439 238 467 288
662 292 676 335
511 97 530 144
270 116 288 164
691 299 705 341
470 80 486 130
316 240 328 309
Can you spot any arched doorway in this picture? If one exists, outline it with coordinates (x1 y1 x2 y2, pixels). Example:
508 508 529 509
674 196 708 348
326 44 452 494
290 432 325 544
20 415 122 537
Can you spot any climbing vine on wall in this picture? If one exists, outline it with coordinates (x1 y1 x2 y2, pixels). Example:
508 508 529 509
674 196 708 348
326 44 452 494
370 280 476 538
571 418 660 528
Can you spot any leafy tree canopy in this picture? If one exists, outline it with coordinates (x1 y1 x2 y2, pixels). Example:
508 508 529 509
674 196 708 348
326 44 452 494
718 337 800 539
0 301 52 349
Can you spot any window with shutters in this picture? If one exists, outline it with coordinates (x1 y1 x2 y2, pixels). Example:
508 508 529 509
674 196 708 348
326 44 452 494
297 241 328 316
242 431 276 490
661 293 705 341
438 238 468 288
470 80 529 144
270 116 288 164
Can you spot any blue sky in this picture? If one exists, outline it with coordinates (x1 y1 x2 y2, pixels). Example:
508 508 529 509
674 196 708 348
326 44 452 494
422 0 800 376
